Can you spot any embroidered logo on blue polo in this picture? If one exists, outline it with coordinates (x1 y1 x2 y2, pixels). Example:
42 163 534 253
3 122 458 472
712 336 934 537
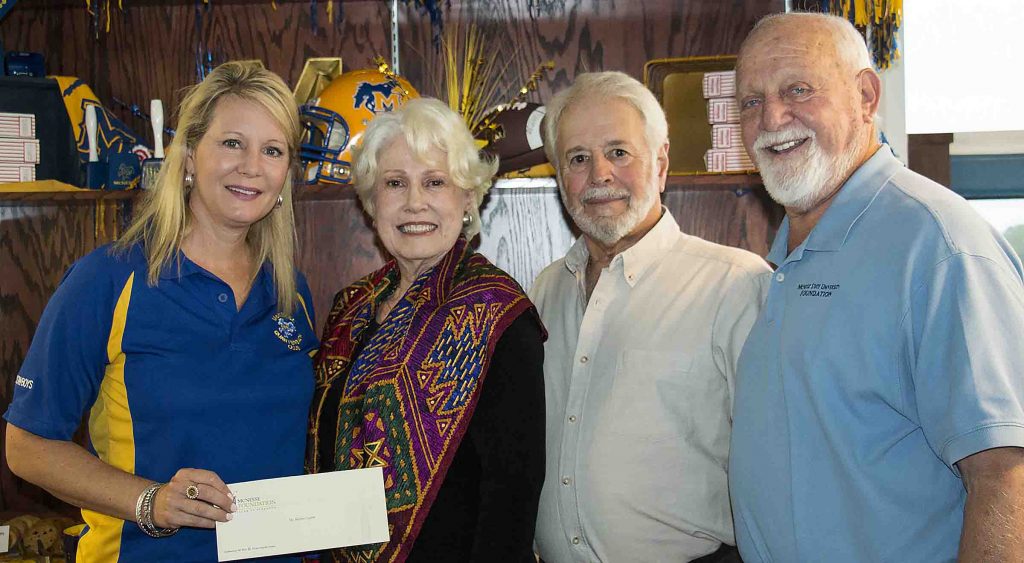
798 282 840 298
15 374 34 389
273 313 303 351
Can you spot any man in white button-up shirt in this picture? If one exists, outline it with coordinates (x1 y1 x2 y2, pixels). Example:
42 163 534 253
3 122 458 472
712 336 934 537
531 71 771 563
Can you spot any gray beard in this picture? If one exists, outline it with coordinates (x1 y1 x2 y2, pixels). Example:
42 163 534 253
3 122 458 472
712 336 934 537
562 183 659 246
754 134 863 212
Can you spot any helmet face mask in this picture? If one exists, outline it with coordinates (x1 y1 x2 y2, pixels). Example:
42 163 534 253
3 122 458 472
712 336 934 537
299 105 351 183
299 69 418 185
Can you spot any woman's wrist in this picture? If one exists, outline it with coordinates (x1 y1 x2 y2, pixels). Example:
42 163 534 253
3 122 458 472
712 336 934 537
135 482 179 538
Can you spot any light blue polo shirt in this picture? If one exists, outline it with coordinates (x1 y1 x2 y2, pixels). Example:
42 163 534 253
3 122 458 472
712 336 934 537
729 146 1024 562
5 242 317 562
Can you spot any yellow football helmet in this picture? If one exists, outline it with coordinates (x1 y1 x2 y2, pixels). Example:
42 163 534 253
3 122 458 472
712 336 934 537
299 69 419 184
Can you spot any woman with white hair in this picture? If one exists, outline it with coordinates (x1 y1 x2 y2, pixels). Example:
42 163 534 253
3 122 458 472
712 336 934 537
308 97 545 562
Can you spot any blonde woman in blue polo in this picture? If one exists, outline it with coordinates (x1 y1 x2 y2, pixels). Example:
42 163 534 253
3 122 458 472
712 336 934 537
4 61 317 562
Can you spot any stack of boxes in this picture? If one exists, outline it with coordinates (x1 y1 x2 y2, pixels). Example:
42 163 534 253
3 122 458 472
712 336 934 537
702 70 755 173
0 112 39 183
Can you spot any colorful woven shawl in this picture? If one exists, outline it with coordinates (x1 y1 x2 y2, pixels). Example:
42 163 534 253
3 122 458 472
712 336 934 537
308 237 535 563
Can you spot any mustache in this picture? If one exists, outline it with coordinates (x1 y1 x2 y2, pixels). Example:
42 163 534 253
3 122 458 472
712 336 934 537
579 186 630 204
753 126 816 151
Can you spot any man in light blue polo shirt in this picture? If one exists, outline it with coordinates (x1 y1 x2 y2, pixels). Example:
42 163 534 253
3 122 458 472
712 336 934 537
729 12 1024 562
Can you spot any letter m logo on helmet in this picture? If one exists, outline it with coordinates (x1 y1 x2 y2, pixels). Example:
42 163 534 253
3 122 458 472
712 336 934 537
299 69 419 185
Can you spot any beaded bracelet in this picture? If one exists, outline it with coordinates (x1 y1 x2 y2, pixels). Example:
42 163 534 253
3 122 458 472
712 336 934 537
135 482 179 538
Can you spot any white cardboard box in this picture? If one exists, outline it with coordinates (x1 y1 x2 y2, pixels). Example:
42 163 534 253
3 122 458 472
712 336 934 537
0 112 35 138
0 163 36 182
0 138 40 164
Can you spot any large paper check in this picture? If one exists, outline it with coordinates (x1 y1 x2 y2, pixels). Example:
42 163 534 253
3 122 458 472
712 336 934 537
215 468 390 561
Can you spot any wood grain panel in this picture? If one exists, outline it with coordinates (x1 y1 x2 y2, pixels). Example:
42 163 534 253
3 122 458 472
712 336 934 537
664 185 783 257
399 0 781 102
476 187 576 293
0 202 119 515
0 0 393 141
1 0 781 137
908 133 953 188
294 196 386 332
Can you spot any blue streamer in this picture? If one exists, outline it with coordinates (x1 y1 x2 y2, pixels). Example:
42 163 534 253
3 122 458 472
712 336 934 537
400 0 448 47
0 0 19 22
195 0 205 82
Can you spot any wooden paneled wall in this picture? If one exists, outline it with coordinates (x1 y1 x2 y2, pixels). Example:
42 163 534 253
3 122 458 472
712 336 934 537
0 0 393 138
0 0 779 137
908 133 954 188
0 201 126 515
0 0 784 514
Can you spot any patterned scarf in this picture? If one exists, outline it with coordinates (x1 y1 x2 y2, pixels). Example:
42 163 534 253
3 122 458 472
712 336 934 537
308 237 535 563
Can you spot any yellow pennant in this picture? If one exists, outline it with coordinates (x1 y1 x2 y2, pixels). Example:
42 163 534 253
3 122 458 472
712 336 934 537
854 0 870 26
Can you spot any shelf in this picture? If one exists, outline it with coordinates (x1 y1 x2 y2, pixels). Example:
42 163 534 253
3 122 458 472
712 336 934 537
0 182 362 203
0 190 139 202
0 174 762 204
0 181 139 203
665 172 762 190
293 175 762 200
14 0 381 8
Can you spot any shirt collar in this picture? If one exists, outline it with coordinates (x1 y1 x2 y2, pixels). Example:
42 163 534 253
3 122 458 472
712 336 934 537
564 206 683 287
159 250 205 280
767 145 903 264
564 235 590 274
765 219 790 267
158 250 275 301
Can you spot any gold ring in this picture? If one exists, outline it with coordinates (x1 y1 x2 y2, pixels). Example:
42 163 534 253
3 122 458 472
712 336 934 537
185 484 200 500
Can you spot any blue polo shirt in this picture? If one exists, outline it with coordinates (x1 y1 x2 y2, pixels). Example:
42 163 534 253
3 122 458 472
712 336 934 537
730 146 1024 562
4 242 317 562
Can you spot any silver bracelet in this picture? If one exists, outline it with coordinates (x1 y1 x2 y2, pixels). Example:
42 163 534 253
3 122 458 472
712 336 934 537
135 482 179 538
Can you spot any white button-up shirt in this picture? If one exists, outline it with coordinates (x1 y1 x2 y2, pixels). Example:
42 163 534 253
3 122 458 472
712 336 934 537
531 209 770 562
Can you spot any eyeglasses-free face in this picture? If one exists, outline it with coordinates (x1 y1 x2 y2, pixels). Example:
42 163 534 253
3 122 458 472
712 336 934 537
555 97 667 246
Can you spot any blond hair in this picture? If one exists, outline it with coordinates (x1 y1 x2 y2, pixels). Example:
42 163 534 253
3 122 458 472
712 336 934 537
350 97 498 239
116 60 302 314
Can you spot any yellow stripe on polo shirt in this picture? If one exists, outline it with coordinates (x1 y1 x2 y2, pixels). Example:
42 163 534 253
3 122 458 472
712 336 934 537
297 292 317 357
80 272 135 562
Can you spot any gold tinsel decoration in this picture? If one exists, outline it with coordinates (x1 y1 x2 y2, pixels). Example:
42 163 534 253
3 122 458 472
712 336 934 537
373 56 415 99
424 22 552 149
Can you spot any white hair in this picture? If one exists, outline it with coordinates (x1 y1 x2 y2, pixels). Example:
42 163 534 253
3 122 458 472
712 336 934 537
542 71 668 172
743 12 873 74
351 97 498 238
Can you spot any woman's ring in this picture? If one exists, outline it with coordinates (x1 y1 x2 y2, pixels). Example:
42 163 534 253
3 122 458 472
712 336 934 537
185 484 200 500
